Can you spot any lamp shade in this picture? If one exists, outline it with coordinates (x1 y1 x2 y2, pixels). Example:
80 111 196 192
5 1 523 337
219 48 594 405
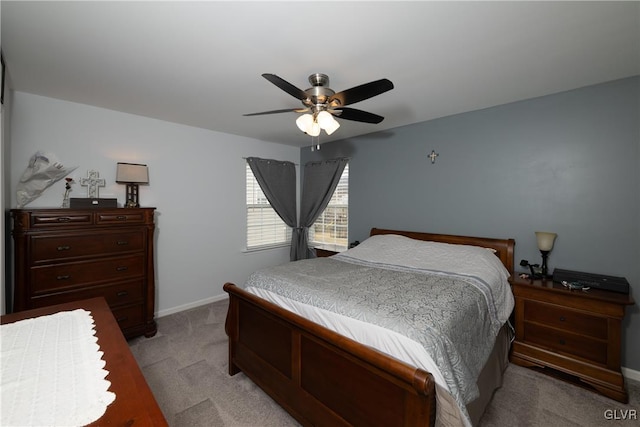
308 121 321 137
296 114 314 133
535 231 557 251
318 111 340 135
116 163 149 184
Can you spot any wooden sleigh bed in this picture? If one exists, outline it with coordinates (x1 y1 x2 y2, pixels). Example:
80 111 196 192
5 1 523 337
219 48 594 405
224 228 515 427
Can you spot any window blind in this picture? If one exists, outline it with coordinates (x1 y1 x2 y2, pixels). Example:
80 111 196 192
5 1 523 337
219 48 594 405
309 163 349 252
246 164 291 249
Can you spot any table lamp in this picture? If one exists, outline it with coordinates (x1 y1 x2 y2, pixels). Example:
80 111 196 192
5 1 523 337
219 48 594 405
535 231 557 278
116 162 149 208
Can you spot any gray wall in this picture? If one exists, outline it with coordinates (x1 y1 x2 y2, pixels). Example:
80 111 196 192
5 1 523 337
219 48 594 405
302 76 640 370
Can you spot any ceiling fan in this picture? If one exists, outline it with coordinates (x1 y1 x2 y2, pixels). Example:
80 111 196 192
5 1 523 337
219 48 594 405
244 73 394 137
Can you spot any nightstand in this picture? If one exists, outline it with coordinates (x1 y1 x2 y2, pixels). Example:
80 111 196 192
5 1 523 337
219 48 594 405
315 248 338 257
509 275 634 403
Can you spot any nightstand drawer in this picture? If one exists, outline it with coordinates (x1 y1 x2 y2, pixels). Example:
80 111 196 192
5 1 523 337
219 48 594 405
524 322 607 364
31 255 144 293
31 231 144 263
524 300 607 339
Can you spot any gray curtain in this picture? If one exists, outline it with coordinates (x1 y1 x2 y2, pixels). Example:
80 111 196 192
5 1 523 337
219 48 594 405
293 158 349 260
246 157 298 259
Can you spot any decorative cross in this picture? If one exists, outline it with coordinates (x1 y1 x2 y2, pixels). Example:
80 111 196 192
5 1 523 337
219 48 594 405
428 150 439 164
79 170 106 198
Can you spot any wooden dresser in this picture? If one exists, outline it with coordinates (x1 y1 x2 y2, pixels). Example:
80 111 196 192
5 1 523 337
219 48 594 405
10 208 157 339
510 276 634 402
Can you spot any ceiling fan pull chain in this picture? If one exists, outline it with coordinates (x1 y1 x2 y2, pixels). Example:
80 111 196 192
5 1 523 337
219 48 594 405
310 135 321 152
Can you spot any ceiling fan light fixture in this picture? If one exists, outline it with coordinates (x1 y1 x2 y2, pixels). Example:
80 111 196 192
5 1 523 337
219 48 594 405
296 114 314 133
308 121 321 137
316 110 334 128
323 116 340 135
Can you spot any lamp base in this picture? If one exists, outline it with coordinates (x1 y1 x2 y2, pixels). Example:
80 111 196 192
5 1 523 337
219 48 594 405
540 250 550 278
125 183 140 208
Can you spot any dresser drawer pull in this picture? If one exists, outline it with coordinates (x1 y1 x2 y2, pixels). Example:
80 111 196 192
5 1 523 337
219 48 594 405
559 316 566 322
56 275 70 280
559 339 566 345
117 241 129 246
57 217 72 222
57 245 71 251
116 215 127 221
116 291 128 297
116 316 128 323
116 266 128 272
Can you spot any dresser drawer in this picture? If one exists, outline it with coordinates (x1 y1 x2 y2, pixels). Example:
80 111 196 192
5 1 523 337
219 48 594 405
524 322 608 364
31 255 144 294
30 212 93 228
29 279 145 308
97 212 147 225
31 230 145 263
112 304 145 330
524 300 607 340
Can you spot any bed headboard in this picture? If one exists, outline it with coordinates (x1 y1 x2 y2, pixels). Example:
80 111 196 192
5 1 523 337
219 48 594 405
369 228 516 277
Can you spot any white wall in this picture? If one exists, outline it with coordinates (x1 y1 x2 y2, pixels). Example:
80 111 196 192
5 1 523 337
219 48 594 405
9 92 300 315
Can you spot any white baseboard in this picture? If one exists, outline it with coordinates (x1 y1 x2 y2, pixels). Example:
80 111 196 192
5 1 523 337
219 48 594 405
622 366 640 382
156 294 228 318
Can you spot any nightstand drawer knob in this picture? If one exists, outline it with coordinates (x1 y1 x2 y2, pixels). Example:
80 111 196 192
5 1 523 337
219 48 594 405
117 241 129 246
116 266 128 272
57 245 71 251
117 291 128 297
56 275 70 280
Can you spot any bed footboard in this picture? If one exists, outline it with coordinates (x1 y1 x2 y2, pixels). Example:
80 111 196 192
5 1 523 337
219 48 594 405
224 282 436 427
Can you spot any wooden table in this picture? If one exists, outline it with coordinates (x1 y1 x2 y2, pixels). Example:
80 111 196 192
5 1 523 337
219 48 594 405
1 297 168 426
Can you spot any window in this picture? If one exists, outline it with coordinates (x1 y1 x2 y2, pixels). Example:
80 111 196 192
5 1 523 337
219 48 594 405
309 163 349 252
246 164 291 249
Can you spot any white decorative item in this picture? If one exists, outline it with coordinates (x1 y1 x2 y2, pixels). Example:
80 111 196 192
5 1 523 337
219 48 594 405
79 170 106 198
15 151 78 208
428 150 439 164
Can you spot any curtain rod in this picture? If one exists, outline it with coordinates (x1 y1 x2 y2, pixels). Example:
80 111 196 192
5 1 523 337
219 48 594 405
242 157 299 166
242 157 350 165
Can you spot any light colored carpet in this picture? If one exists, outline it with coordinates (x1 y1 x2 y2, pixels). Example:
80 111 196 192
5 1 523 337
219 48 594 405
128 300 639 426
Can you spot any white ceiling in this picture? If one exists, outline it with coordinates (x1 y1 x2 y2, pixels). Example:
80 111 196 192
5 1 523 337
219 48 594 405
2 1 639 148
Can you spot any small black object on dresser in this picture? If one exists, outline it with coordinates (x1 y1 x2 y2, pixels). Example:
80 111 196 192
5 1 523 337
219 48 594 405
552 268 630 294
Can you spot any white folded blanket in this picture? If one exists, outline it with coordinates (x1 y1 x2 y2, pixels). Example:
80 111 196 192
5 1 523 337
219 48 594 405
1 309 116 426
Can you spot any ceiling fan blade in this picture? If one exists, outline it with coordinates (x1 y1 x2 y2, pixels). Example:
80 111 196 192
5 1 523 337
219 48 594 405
243 108 308 117
262 74 308 100
329 78 394 107
333 107 384 124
